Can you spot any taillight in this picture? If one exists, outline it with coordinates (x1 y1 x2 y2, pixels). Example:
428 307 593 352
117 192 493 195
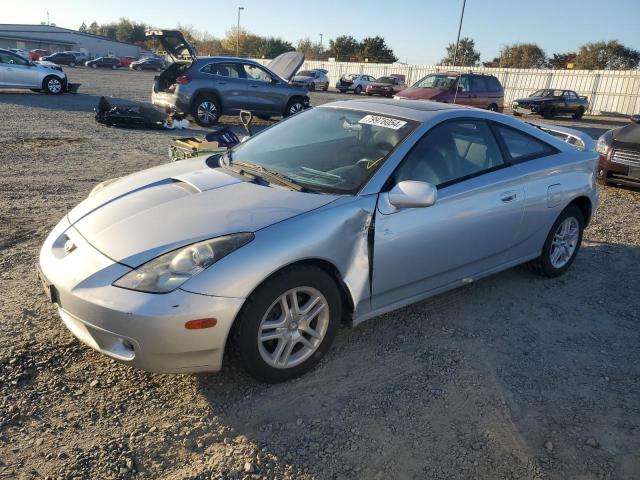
176 75 191 85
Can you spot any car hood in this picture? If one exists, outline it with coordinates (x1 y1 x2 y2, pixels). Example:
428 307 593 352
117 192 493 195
369 82 394 88
396 87 443 99
612 122 640 151
516 96 553 103
145 29 197 63
291 75 312 82
69 158 338 267
267 51 305 81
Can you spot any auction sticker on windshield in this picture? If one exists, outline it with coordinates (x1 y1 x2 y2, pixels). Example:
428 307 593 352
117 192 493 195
358 115 407 130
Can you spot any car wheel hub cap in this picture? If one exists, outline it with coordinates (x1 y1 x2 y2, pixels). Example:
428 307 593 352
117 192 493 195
550 217 579 268
198 102 217 123
290 103 303 114
48 79 61 93
258 287 329 369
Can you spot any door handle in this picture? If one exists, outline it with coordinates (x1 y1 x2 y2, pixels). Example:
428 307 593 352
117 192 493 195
249 84 259 88
500 191 517 203
217 81 227 85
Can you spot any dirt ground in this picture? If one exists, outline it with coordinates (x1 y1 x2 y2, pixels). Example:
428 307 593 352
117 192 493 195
1 68 639 480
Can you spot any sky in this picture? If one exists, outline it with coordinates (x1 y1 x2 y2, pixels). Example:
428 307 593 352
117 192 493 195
5 0 640 64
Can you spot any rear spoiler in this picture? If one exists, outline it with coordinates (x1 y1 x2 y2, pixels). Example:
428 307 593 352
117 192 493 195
530 123 595 152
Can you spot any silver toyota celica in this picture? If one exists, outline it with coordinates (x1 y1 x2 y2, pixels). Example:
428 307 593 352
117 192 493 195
39 99 599 382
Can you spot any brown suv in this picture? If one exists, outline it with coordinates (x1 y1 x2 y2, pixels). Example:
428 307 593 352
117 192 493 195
394 72 504 112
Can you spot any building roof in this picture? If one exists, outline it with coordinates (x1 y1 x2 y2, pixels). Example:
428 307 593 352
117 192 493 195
0 32 75 46
0 24 144 48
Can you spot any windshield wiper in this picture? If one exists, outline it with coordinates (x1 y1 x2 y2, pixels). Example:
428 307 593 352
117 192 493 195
232 161 308 192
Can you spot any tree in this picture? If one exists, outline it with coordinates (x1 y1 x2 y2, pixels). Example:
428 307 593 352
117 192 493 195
359 36 397 63
497 43 547 68
440 37 480 66
296 38 324 60
326 35 359 61
88 22 99 35
576 41 640 70
78 22 88 33
482 57 500 68
548 52 577 69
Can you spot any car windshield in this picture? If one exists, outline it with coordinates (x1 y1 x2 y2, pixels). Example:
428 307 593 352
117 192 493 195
413 74 457 90
377 77 395 84
227 107 417 194
298 70 315 77
531 89 563 98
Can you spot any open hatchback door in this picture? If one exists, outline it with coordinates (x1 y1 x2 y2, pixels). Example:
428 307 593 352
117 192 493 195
145 29 197 63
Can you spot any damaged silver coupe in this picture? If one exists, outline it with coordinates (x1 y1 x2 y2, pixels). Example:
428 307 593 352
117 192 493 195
39 99 599 382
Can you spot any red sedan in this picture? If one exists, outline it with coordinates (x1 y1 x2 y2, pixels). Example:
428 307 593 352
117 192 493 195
29 49 51 61
119 56 137 67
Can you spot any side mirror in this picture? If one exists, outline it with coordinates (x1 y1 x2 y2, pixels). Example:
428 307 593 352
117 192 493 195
388 181 437 209
630 114 640 124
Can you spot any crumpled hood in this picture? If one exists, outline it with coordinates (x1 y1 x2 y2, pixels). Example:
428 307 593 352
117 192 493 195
396 87 443 100
291 75 312 82
516 96 552 104
612 122 640 151
69 159 337 266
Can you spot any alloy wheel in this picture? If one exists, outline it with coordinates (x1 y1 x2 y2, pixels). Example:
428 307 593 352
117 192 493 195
257 287 329 369
550 217 579 268
197 101 218 124
47 78 62 94
288 102 304 115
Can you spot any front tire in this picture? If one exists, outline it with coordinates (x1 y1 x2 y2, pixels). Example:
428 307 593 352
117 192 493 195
192 94 221 127
573 107 585 119
487 103 498 112
354 85 362 95
43 76 63 95
284 98 305 117
528 205 584 278
232 265 342 383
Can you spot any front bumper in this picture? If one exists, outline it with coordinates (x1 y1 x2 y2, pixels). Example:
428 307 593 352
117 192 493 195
598 152 640 186
39 216 245 373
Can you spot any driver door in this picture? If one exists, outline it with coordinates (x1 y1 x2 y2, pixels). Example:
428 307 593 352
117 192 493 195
0 51 40 87
371 120 525 309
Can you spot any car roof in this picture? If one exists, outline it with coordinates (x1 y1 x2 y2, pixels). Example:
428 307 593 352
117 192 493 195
318 98 466 122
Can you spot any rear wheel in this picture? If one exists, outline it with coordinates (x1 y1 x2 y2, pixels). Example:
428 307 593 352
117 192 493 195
309 82 316 91
232 265 342 383
528 205 584 278
91 63 97 69
487 103 498 112
42 75 63 95
354 85 362 95
192 94 221 127
573 106 585 119
111 64 118 70
284 98 305 117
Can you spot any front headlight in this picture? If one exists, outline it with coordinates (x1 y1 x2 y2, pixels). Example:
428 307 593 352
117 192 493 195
596 135 610 155
113 233 254 293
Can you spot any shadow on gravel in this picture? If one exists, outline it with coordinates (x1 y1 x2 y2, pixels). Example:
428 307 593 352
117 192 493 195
193 241 640 479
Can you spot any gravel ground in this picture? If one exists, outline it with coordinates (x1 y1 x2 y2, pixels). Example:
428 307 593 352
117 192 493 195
1 68 639 480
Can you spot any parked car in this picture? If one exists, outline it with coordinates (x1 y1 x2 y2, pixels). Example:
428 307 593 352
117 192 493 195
40 52 78 67
29 49 50 61
119 56 137 68
290 69 329 91
9 48 29 59
0 48 66 94
512 89 589 119
39 98 598 382
85 57 121 69
64 51 88 63
147 29 310 126
395 72 504 112
365 75 406 97
336 73 376 94
596 114 640 187
130 58 165 71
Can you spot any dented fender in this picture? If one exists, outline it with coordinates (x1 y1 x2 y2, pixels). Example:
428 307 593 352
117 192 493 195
181 195 378 321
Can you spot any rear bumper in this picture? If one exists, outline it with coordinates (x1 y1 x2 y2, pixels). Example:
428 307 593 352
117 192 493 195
151 91 190 115
39 216 245 373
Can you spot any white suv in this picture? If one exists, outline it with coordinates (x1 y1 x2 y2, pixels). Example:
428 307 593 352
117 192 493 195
0 49 67 94
336 74 376 94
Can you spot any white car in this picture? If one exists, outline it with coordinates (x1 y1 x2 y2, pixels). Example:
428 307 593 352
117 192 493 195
336 74 376 94
0 49 66 94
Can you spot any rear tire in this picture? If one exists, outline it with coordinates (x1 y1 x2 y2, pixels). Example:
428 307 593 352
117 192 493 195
192 94 221 127
232 265 342 383
513 111 522 116
339 89 347 94
354 85 362 95
309 82 316 91
528 205 584 278
487 103 498 112
573 107 585 119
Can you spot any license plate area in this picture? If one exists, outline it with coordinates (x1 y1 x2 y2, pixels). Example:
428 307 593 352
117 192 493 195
38 266 60 305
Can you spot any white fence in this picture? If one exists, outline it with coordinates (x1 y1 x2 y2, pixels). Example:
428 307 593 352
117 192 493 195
288 61 640 116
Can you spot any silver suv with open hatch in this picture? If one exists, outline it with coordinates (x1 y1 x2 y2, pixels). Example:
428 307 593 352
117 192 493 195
147 29 310 126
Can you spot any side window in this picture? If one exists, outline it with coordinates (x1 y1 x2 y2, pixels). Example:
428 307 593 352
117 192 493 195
243 64 272 82
4 53 27 66
470 76 488 92
487 77 502 92
209 63 243 78
457 76 470 92
564 91 578 100
393 121 504 187
496 125 557 161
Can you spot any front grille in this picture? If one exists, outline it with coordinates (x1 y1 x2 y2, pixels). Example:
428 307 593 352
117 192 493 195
611 149 640 168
